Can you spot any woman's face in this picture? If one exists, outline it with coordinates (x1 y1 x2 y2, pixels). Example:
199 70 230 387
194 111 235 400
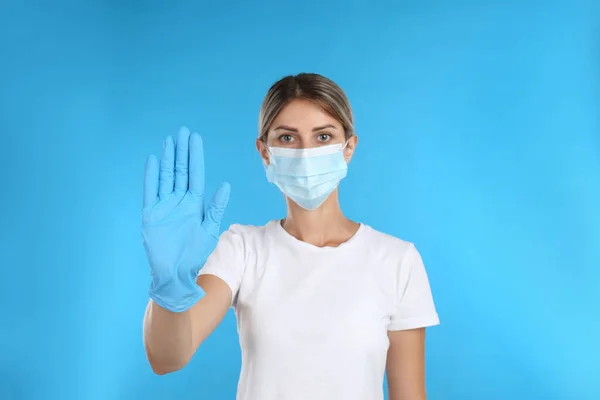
256 99 358 164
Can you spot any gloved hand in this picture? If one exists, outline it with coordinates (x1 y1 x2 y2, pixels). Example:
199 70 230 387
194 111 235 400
142 127 230 312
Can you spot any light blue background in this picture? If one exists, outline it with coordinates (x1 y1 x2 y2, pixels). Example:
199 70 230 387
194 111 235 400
1 1 599 399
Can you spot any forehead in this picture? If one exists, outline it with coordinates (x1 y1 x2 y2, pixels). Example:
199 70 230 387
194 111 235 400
271 99 341 129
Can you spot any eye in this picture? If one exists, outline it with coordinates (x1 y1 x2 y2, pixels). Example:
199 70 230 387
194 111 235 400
278 134 295 144
317 133 332 142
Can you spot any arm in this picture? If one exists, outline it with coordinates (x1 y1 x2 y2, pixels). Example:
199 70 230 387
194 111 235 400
386 243 439 399
386 328 428 400
141 129 240 375
143 275 231 375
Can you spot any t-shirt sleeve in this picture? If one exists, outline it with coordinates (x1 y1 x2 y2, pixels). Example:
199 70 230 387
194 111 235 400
388 243 440 331
197 224 246 307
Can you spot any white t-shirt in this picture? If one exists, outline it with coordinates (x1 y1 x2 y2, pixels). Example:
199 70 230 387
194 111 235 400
198 220 439 400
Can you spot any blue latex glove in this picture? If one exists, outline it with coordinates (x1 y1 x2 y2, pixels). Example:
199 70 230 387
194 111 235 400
142 127 230 312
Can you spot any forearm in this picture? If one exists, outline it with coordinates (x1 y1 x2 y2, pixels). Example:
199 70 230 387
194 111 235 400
387 389 427 400
143 300 195 374
388 377 427 400
387 328 428 400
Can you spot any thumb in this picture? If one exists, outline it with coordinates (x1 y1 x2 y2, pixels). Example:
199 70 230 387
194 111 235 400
203 182 231 237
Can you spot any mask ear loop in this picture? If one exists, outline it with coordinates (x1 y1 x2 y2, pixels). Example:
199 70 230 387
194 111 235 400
340 139 352 163
265 145 273 166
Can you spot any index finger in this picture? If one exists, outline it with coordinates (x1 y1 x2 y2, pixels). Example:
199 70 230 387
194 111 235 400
189 132 205 197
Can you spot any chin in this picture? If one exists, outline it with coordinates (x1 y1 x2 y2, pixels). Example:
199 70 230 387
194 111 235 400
285 195 335 213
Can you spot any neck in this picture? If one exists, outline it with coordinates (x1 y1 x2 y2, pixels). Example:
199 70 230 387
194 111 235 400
282 190 358 247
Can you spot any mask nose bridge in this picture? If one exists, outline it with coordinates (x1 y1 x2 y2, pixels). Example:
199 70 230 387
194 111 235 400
268 141 348 157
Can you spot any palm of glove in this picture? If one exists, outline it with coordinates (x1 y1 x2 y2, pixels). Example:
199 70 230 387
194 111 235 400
142 127 230 312
142 193 217 282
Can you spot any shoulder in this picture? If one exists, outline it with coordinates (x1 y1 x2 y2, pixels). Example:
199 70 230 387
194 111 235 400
202 222 274 274
359 225 426 288
360 226 433 305
214 222 278 274
224 221 272 238
360 224 418 262
220 221 277 248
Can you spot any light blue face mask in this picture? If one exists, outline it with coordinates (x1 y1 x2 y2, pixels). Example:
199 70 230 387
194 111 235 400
265 143 348 211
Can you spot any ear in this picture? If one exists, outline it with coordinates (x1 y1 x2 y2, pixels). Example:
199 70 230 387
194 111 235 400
343 135 359 163
256 138 270 165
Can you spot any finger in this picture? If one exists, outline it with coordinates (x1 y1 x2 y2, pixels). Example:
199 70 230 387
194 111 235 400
174 127 191 193
203 182 231 237
158 135 175 200
143 155 159 209
188 132 205 197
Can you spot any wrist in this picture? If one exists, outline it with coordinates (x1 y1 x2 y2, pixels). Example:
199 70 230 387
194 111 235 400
148 277 205 313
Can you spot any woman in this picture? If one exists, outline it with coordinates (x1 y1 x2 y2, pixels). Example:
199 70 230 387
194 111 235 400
142 73 440 400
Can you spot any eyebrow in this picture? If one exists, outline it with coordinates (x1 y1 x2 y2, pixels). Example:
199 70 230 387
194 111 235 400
273 124 338 132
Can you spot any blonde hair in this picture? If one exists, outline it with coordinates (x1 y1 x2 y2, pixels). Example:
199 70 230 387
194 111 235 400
258 73 355 142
